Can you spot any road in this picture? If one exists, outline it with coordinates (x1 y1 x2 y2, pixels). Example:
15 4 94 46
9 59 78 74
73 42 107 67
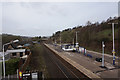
41 43 89 79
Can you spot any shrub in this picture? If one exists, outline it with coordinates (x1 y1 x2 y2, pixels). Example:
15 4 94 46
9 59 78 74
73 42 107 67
2 58 20 76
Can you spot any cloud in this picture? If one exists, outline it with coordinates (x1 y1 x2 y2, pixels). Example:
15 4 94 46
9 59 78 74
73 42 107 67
1 0 119 2
0 3 2 34
2 2 118 36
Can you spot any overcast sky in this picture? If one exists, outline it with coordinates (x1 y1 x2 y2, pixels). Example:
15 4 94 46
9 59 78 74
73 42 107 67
1 2 118 37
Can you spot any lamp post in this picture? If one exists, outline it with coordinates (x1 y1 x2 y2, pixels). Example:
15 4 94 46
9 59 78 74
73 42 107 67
108 23 117 65
112 23 115 65
2 39 19 78
2 45 5 79
102 41 105 67
73 38 74 45
76 32 78 47
76 32 77 44
60 33 61 47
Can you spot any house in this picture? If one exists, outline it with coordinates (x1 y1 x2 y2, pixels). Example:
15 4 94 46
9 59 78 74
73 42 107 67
5 43 30 58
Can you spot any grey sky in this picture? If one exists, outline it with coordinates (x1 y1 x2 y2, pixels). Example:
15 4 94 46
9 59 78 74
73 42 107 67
2 2 118 37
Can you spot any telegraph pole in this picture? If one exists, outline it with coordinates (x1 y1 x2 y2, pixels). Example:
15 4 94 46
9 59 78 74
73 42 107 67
108 23 117 65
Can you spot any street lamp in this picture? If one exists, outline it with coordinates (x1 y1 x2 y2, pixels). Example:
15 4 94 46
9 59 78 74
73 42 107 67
60 33 61 47
75 31 79 52
12 39 19 43
75 32 78 47
108 23 117 65
102 41 105 67
2 39 19 78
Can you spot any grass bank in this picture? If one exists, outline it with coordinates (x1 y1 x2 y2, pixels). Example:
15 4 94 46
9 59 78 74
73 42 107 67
28 43 49 78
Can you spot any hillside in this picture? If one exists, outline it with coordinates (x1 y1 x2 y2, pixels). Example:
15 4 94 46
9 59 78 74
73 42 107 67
50 17 119 55
0 34 32 51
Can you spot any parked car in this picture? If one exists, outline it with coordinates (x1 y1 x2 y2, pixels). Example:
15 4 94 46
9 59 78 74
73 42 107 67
62 44 76 52
86 54 92 58
95 58 102 62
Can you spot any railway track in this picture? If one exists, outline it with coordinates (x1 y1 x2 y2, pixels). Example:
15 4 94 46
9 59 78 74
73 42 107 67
42 44 90 79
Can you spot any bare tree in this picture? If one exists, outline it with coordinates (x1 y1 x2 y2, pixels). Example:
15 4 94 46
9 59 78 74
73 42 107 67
86 21 92 26
95 22 99 26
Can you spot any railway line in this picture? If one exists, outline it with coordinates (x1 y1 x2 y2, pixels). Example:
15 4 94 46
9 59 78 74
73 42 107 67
42 43 90 79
